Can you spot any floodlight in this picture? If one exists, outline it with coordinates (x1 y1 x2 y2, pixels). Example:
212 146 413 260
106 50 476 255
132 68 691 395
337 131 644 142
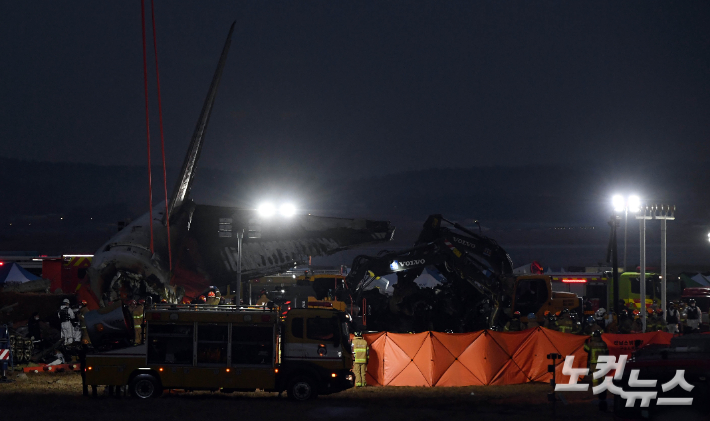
628 195 641 213
257 203 276 217
612 195 625 212
279 203 296 217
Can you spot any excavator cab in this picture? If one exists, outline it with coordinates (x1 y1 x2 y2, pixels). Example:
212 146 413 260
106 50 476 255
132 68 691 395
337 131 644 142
512 277 549 317
512 276 581 324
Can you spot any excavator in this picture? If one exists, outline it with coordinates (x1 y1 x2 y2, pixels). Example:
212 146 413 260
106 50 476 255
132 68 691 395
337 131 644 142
342 214 582 333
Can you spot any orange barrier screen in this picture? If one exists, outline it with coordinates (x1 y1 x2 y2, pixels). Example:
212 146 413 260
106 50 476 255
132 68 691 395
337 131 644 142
362 328 669 387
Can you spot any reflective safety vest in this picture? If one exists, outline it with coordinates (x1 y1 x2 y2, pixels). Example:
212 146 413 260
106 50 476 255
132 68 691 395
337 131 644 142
583 338 608 364
132 305 144 328
556 317 573 333
353 337 369 363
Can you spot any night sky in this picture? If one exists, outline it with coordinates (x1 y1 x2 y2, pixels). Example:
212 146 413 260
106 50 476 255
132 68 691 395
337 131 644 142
2 1 710 269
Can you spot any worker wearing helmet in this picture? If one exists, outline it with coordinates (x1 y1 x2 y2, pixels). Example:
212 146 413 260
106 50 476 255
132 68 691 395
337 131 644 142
685 299 702 333
504 311 522 332
583 315 601 335
630 310 643 333
526 313 540 329
555 308 573 334
583 330 609 411
617 309 632 334
58 298 76 345
256 290 270 306
542 311 553 330
78 300 91 345
132 299 145 345
644 308 658 332
652 308 666 332
666 302 680 334
352 332 369 387
206 291 219 305
594 308 608 330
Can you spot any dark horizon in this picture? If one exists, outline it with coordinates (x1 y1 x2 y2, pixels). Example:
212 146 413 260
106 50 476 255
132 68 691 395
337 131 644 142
2 2 709 271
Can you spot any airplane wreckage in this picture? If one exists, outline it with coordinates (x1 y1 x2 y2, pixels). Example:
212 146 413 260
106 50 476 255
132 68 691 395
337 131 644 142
87 23 394 305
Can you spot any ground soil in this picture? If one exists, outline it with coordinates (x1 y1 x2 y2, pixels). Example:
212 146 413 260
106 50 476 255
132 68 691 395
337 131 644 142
0 371 614 421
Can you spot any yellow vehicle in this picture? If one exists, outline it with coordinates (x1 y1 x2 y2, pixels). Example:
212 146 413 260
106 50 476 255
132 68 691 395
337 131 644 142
607 272 660 310
84 304 354 400
511 275 583 324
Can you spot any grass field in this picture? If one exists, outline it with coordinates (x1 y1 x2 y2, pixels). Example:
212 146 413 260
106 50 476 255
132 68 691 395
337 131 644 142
0 371 613 421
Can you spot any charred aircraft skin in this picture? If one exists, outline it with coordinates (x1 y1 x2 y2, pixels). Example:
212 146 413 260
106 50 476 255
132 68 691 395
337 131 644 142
88 201 394 304
87 23 396 305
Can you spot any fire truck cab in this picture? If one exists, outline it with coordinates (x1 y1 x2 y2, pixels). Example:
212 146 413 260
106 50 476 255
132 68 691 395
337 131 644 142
84 304 354 400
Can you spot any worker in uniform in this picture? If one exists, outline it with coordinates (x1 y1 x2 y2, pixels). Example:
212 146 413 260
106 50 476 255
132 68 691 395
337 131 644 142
605 312 618 333
570 312 583 335
685 299 702 333
78 300 91 345
28 312 43 349
583 316 602 335
646 308 661 331
58 298 75 345
542 311 552 329
256 290 270 306
526 313 540 329
618 309 632 334
584 330 609 411
630 310 643 333
666 302 680 334
594 308 608 331
504 311 522 332
206 291 219 305
131 300 144 345
653 309 666 332
352 332 369 387
555 309 573 334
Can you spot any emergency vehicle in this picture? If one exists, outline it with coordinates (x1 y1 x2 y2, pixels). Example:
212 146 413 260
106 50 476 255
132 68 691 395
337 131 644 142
607 272 661 310
83 303 354 400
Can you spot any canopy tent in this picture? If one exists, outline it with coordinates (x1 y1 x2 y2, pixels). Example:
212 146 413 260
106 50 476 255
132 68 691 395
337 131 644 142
680 272 710 288
0 262 41 288
690 273 710 287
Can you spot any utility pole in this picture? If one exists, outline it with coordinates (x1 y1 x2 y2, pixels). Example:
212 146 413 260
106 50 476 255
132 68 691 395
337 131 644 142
236 229 243 307
639 209 647 332
607 215 621 315
655 205 675 320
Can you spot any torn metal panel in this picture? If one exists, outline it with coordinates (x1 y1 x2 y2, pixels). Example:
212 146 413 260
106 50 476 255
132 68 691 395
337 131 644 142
88 201 395 304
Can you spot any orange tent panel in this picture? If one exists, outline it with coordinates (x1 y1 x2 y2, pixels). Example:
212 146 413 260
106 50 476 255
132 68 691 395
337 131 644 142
490 358 531 385
431 335 462 385
386 332 430 358
513 328 561 382
382 334 416 385
430 331 483 357
387 359 432 386
364 332 387 386
457 331 511 385
411 334 433 386
487 330 535 384
435 359 484 386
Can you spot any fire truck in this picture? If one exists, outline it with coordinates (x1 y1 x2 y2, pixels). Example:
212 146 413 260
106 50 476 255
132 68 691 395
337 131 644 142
83 303 354 400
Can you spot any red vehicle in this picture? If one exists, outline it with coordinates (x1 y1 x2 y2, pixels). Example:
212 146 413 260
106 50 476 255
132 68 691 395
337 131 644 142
681 287 710 325
613 335 710 420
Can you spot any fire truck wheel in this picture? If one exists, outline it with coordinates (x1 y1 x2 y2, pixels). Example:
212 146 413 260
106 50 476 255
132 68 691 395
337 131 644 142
129 374 162 399
287 376 318 401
